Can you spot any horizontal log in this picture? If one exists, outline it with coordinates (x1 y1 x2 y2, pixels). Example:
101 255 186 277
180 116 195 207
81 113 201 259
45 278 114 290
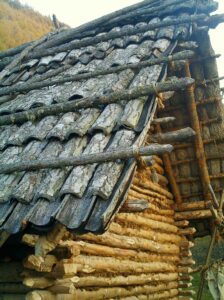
179 290 195 296
149 127 195 144
0 51 195 96
178 227 196 235
51 283 179 300
63 255 177 274
179 258 195 266
174 201 209 212
55 272 179 287
175 220 190 227
130 183 173 206
0 77 194 126
174 210 212 220
0 144 173 174
115 213 177 234
109 222 182 245
133 178 173 199
152 117 176 124
80 231 180 254
23 277 54 289
76 239 180 263
121 289 179 300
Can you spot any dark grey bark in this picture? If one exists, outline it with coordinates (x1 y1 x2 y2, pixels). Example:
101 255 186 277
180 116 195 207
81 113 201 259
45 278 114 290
0 50 195 96
0 144 173 174
152 117 176 124
150 127 196 143
0 77 195 126
27 14 207 59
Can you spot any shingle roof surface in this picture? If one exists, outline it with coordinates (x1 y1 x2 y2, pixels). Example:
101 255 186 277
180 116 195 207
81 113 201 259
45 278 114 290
0 0 212 234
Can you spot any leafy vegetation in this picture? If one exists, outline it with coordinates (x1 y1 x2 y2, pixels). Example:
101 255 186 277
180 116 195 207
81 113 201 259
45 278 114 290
0 0 54 51
191 272 213 300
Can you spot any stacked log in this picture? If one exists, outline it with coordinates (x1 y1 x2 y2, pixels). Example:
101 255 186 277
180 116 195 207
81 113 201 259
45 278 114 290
11 158 195 299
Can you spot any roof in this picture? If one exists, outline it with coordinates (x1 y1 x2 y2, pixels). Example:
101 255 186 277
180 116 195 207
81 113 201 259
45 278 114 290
0 0 222 236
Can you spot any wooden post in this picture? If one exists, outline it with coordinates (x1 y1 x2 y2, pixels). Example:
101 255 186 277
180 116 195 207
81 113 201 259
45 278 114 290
184 62 211 201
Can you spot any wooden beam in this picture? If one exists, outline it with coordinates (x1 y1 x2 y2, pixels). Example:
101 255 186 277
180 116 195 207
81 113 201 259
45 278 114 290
0 51 195 96
152 117 176 124
184 62 211 200
174 209 212 220
0 77 194 126
150 127 195 144
0 144 173 174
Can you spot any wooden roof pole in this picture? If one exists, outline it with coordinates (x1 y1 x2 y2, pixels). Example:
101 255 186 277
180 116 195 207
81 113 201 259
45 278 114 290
184 62 211 201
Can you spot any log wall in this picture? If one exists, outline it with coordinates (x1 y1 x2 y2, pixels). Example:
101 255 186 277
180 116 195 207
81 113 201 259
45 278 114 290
0 157 195 299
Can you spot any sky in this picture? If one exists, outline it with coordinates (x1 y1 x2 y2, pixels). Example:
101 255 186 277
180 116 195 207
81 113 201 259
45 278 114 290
20 0 224 86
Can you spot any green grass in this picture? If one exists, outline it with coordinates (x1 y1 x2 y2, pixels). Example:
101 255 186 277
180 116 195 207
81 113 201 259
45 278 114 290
191 272 213 300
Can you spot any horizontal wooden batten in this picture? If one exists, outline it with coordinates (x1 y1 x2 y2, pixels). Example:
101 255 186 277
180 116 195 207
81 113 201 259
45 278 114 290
0 77 194 126
0 51 195 96
0 144 173 174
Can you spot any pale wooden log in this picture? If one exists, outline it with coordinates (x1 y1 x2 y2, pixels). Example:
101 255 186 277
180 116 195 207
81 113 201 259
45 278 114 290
179 282 192 288
135 289 179 299
150 127 195 144
130 184 173 206
150 163 164 175
80 231 180 254
179 258 195 266
138 212 174 224
55 282 178 300
175 220 190 227
174 210 212 220
35 223 67 257
127 190 173 216
22 234 80 259
129 187 173 209
178 227 196 235
133 177 173 199
179 240 194 248
175 201 209 211
0 51 195 96
26 291 55 300
109 222 183 245
22 234 39 247
120 199 149 212
0 144 173 174
115 213 178 233
76 240 180 263
180 250 192 257
65 255 177 274
23 255 57 273
23 277 54 289
55 272 179 288
152 155 163 166
128 191 174 216
157 173 169 186
48 282 75 294
152 117 176 124
178 267 194 274
180 241 194 249
0 78 194 126
50 262 82 278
